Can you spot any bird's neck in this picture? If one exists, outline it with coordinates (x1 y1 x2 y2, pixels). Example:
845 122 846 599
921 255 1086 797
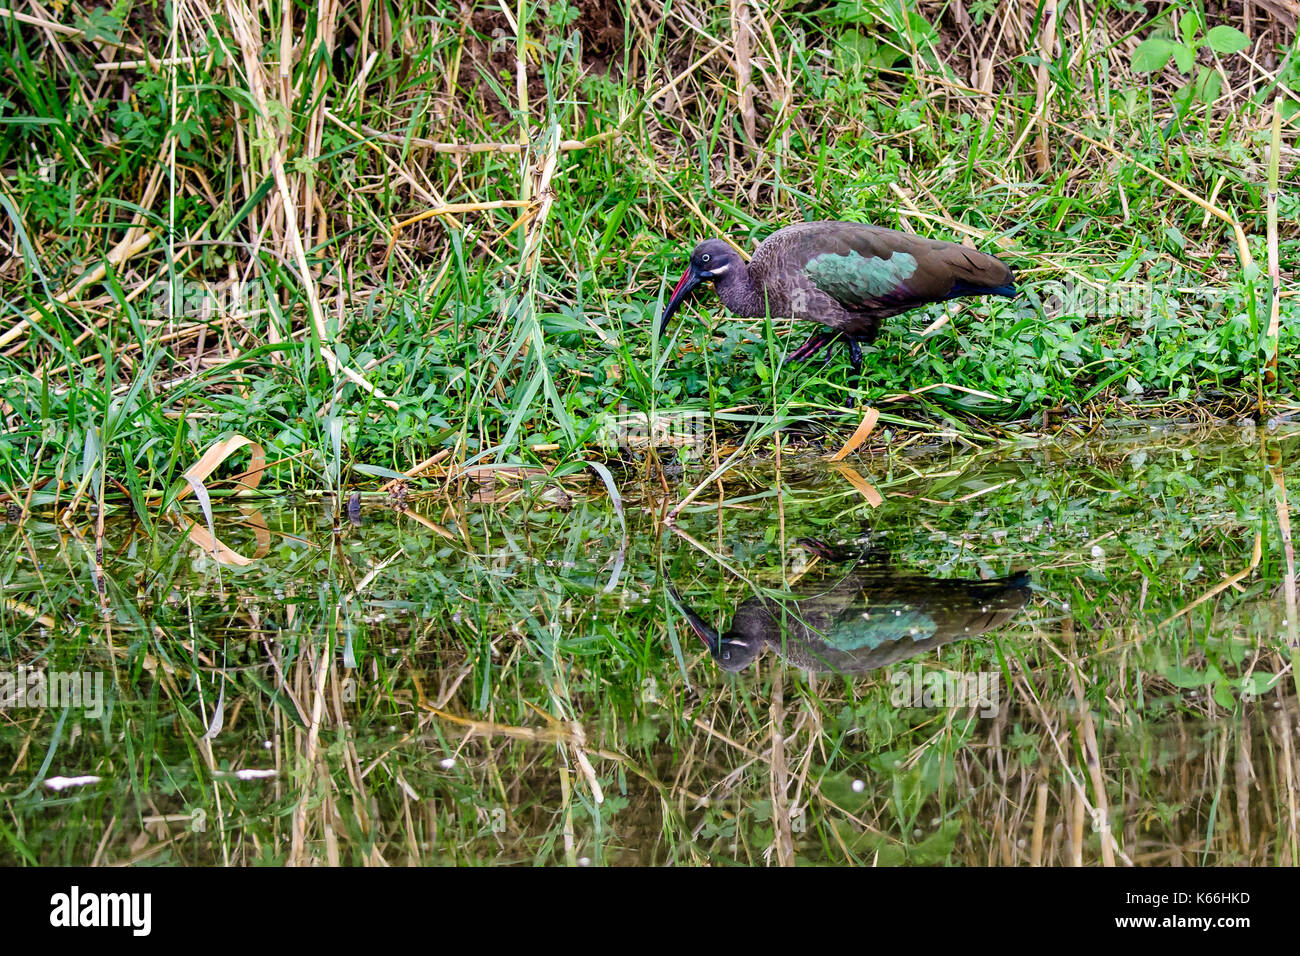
714 263 765 318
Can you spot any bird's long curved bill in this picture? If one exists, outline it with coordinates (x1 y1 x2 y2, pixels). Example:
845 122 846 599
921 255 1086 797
657 267 701 338
665 585 720 653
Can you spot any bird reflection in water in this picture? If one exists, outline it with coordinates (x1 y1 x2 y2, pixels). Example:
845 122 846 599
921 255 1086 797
667 538 1032 674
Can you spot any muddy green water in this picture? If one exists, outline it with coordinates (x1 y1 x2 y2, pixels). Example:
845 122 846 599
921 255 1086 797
2 423 1298 865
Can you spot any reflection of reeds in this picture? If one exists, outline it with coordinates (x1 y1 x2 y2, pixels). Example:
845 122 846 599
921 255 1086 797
3 431 1300 865
1271 458 1300 649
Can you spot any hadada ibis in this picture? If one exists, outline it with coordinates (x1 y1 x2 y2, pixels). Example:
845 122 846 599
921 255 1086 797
658 220 1017 394
667 538 1031 674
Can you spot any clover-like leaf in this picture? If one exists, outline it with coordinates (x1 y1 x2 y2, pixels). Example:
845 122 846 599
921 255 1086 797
1206 25 1250 54
1132 37 1177 73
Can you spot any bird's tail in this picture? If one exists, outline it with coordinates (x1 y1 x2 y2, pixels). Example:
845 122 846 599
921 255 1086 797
943 247 1017 300
1003 569 1032 589
953 571 1033 632
942 570 1032 612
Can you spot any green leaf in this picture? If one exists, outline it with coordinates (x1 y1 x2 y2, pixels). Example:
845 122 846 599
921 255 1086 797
1212 677 1236 710
1179 10 1205 42
1163 665 1212 688
908 820 962 864
1132 38 1176 73
1205 25 1250 54
1171 44 1196 73
1195 67 1223 104
1239 672 1282 699
76 8 123 44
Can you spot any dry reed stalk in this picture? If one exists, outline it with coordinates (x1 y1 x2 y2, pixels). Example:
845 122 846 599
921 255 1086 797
663 445 747 527
1235 719 1254 853
95 55 204 71
1069 786 1084 866
1032 4 1058 174
1272 464 1298 647
301 0 341 250
829 407 881 461
691 715 762 760
327 671 376 846
224 0 398 410
769 668 795 866
419 700 587 746
731 0 758 147
521 131 561 274
288 638 333 866
1267 97 1283 386
1278 703 1299 863
976 56 994 120
1066 122 1257 271
384 200 532 265
321 109 458 215
559 766 577 865
1030 779 1048 865
1064 616 1118 866
746 3 793 153
378 449 451 491
0 6 80 36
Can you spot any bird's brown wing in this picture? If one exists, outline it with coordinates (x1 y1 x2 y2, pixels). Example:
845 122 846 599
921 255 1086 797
770 221 1015 314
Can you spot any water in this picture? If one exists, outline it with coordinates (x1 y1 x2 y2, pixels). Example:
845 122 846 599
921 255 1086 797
2 423 1297 865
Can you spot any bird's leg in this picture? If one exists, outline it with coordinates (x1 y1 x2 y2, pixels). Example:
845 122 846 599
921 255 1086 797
844 337 864 407
783 329 840 366
796 537 867 564
797 533 886 569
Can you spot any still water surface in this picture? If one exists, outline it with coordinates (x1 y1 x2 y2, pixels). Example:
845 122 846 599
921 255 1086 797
2 423 1297 865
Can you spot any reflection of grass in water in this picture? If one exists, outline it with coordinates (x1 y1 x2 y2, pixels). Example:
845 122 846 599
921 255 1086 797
0 430 1297 865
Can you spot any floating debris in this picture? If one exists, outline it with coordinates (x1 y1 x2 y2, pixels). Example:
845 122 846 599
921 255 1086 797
212 768 278 781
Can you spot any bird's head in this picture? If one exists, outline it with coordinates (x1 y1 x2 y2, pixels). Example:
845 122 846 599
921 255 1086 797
657 239 742 338
665 585 764 672
710 629 763 672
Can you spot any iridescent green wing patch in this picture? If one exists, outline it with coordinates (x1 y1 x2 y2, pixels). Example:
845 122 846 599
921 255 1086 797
805 250 918 306
825 605 937 651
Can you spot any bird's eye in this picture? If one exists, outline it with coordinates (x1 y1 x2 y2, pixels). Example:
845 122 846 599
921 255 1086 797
701 253 711 263
721 650 731 661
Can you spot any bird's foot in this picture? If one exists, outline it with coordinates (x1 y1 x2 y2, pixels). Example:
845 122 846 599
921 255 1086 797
784 330 840 367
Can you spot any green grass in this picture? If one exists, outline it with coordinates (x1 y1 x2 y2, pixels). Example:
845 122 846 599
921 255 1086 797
0 1 1297 507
